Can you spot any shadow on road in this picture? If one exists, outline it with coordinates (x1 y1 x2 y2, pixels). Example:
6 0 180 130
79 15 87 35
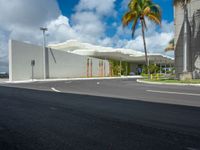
0 86 200 150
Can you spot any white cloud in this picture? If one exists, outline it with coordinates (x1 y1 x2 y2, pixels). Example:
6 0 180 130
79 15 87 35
47 13 106 45
0 0 117 72
0 0 60 71
0 31 8 58
0 30 9 72
0 0 174 72
46 16 77 44
112 20 174 57
72 12 105 40
75 0 116 16
116 25 132 37
0 0 60 30
69 0 117 44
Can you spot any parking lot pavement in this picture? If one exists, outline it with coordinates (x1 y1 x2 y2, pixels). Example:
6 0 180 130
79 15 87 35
2 78 200 107
0 85 200 150
1 79 200 149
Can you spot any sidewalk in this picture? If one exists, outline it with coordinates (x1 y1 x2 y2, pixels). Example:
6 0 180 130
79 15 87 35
5 76 143 84
137 79 200 87
0 78 8 83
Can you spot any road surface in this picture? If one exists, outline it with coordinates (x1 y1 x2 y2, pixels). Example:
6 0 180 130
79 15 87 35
0 78 200 150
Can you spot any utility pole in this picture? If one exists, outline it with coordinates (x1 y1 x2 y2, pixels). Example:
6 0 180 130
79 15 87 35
183 0 188 73
160 60 162 75
120 58 122 76
40 27 48 79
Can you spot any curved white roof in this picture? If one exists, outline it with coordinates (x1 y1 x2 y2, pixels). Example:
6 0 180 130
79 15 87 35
49 40 174 64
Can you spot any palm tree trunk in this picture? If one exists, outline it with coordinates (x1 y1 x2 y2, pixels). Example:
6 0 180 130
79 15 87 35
141 19 150 79
183 2 188 73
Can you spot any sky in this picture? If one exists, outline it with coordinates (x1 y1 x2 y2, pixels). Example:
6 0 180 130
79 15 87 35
0 0 174 72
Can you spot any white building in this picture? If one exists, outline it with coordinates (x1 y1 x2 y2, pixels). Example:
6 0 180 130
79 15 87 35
9 39 174 81
9 40 110 81
49 40 174 75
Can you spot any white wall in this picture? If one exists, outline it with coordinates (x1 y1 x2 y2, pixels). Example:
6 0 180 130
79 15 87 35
9 40 44 81
9 40 109 81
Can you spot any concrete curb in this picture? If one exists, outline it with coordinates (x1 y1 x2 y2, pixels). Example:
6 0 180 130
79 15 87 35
5 76 143 84
137 79 200 87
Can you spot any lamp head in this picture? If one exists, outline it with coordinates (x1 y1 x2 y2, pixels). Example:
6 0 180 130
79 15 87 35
40 27 48 31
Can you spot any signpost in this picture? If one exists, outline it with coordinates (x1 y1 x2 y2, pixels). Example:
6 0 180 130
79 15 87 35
31 60 35 80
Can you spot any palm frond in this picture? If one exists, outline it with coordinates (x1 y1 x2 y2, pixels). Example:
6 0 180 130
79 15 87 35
122 0 162 38
147 13 161 24
149 4 161 14
143 6 151 16
128 0 138 10
122 11 137 27
165 38 175 51
169 38 175 45
148 4 161 22
131 17 139 37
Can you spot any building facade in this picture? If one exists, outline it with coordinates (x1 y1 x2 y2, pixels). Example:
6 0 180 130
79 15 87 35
9 40 110 81
174 0 200 78
49 40 174 76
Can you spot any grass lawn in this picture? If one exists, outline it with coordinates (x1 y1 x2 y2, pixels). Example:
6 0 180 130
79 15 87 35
143 79 200 84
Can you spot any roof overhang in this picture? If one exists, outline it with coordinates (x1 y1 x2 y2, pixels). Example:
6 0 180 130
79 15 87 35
49 40 174 64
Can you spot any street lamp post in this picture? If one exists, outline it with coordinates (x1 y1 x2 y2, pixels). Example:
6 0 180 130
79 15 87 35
120 58 122 76
183 1 188 73
40 27 48 79
160 60 162 75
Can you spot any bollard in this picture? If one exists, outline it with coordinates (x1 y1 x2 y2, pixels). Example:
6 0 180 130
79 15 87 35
151 74 153 80
156 73 159 80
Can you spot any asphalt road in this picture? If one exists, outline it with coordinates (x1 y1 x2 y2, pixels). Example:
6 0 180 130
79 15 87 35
0 78 200 150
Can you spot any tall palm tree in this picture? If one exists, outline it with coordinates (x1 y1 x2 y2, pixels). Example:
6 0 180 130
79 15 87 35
122 0 161 78
165 38 175 52
174 0 191 73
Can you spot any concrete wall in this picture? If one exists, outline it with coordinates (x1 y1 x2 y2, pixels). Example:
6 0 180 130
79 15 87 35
174 0 200 78
9 40 110 81
9 40 44 81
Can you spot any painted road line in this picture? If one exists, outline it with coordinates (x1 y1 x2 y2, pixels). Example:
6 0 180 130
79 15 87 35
146 90 200 96
51 87 61 93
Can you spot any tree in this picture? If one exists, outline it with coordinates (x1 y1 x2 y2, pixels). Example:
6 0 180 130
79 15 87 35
122 0 161 79
165 38 175 52
142 64 159 74
173 0 191 73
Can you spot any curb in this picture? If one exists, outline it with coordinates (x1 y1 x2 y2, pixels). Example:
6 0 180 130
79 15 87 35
137 79 200 87
5 76 143 84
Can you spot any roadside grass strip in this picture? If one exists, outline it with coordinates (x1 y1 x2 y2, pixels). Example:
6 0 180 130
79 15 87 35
146 90 200 96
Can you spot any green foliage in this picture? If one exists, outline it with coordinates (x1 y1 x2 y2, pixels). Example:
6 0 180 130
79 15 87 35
109 60 131 76
122 0 162 37
144 79 200 84
142 64 159 74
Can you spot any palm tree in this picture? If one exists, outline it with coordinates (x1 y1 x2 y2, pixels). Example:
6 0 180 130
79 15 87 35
173 0 191 73
165 38 175 52
122 0 161 78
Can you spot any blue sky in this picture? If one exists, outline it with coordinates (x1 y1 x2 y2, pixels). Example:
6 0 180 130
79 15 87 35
57 0 174 38
57 0 173 21
0 0 174 72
